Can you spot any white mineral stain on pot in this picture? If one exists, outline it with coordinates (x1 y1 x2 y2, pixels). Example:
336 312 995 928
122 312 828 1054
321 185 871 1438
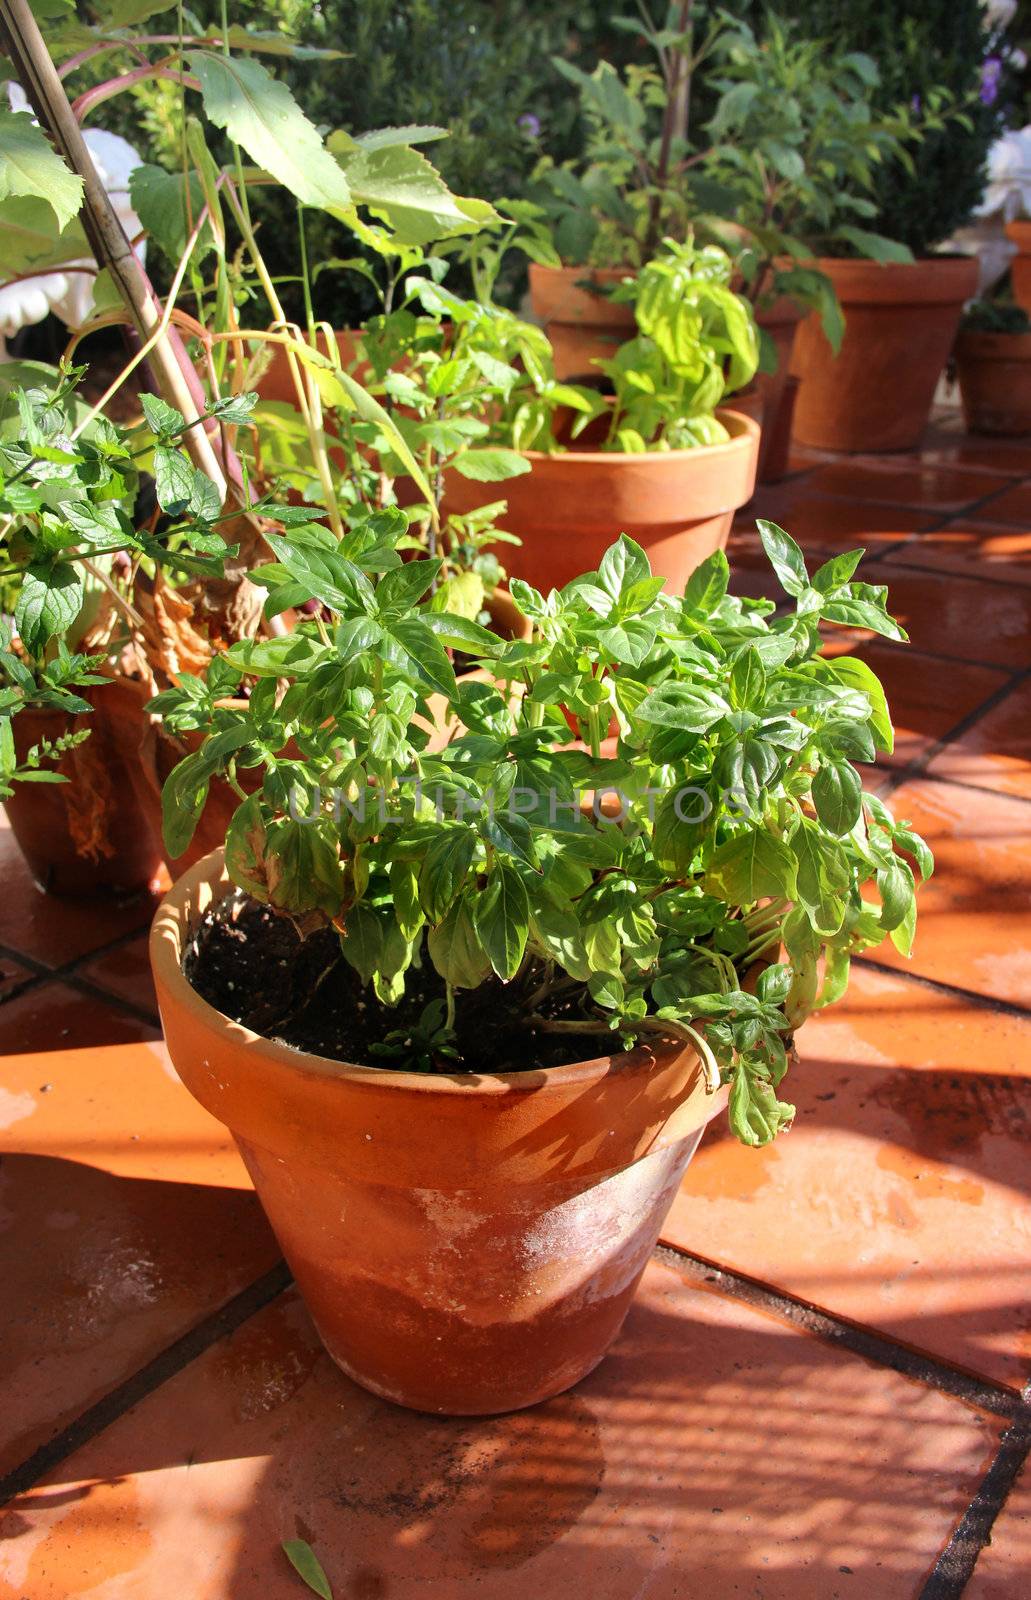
0 1087 36 1130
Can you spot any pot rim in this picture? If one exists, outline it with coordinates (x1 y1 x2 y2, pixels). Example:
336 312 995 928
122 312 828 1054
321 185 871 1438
518 407 759 468
151 847 694 1100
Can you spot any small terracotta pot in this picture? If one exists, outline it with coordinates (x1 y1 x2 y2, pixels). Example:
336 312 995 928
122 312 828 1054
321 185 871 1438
529 263 636 379
444 410 759 596
1005 221 1031 316
955 329 1031 436
151 849 726 1415
790 255 979 452
4 676 165 897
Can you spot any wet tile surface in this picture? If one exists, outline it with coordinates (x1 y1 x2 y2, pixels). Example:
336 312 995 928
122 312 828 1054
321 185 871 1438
75 935 159 1019
806 458 1013 513
663 964 1031 1391
0 1040 278 1481
884 523 1031 587
868 779 1031 1009
0 1262 1004 1600
838 565 1031 669
0 816 160 971
926 677 1031 800
0 981 160 1054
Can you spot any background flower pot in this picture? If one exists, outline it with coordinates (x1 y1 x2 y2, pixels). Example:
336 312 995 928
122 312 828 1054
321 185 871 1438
1005 220 1031 316
955 328 1031 435
444 409 760 595
151 850 726 1416
754 297 804 483
790 255 979 452
4 676 165 896
528 263 636 379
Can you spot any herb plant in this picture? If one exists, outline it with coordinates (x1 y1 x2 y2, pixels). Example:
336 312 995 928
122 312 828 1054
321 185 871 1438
0 367 239 790
154 522 931 1148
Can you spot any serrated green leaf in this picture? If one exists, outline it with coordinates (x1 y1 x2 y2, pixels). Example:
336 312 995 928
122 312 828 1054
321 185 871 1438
187 51 353 214
14 561 82 657
0 109 83 233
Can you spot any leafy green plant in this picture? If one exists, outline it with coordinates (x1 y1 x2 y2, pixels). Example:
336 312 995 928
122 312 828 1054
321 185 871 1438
153 522 931 1148
0 366 240 786
732 0 1011 256
352 236 758 490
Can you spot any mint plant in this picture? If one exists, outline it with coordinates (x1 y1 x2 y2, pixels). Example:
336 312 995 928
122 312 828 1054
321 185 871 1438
154 521 930 1147
0 369 241 788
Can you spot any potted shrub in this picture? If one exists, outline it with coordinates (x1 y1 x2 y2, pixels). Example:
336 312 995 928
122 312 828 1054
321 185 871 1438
776 0 1004 451
954 298 1031 434
149 522 930 1416
367 240 761 594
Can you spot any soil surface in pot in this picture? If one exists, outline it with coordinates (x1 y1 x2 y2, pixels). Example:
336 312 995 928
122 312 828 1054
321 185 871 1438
186 894 623 1072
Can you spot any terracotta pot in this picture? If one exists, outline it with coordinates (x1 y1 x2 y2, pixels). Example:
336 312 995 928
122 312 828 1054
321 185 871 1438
761 373 799 483
1005 220 1031 316
151 849 725 1415
444 409 759 596
754 297 804 483
529 263 636 379
789 255 978 452
4 676 165 896
955 329 1031 436
255 329 363 407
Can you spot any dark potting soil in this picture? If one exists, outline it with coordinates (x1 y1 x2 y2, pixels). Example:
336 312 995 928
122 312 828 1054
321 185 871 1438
185 894 623 1073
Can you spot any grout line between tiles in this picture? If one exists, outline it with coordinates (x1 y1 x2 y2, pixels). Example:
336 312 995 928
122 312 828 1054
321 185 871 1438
0 1260 293 1506
919 1397 1031 1599
853 954 1031 1021
653 1243 1026 1419
875 667 1031 802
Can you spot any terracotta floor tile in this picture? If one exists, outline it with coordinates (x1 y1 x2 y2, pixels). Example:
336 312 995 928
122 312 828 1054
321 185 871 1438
806 458 1013 513
0 1262 1004 1600
926 677 1031 801
741 487 933 549
0 981 160 1054
884 523 1031 587
0 1039 278 1480
974 479 1031 526
75 935 158 1019
664 964 1031 1390
0 816 160 970
916 437 1031 476
821 641 1010 770
836 563 1031 669
0 956 36 1003
966 1455 1031 1598
865 778 1031 1008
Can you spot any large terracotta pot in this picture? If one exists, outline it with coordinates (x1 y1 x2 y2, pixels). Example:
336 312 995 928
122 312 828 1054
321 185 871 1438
754 297 804 482
151 849 725 1415
529 263 636 379
4 676 165 896
955 329 1031 436
1005 220 1031 316
790 255 979 452
444 410 759 596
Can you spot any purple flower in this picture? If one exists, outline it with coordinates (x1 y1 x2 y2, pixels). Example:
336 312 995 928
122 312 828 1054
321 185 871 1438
911 93 922 114
517 112 541 139
981 56 1003 105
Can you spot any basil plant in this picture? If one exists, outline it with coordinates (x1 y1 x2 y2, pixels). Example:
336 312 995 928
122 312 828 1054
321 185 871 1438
153 518 930 1146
